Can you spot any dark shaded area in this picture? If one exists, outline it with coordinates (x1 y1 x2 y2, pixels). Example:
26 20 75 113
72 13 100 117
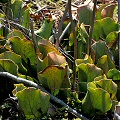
0 76 25 119
0 76 14 104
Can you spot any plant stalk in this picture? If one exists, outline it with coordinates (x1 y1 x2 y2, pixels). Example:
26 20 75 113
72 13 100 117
118 0 120 70
30 19 37 53
68 0 77 90
88 0 97 55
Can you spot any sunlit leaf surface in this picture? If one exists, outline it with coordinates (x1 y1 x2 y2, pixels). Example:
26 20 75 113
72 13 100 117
0 51 27 74
15 87 50 119
8 37 36 65
0 59 18 75
88 87 112 113
38 66 66 96
38 52 66 72
77 63 103 82
92 17 120 40
96 55 115 74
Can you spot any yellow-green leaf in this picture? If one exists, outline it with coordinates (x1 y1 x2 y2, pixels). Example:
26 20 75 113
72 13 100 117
12 84 26 96
7 29 26 39
92 17 120 40
38 52 66 72
38 39 62 59
35 19 53 41
107 68 120 80
0 51 27 74
38 66 66 96
0 59 18 75
88 87 112 113
8 37 36 65
15 87 50 119
95 79 117 99
77 63 103 82
96 55 115 74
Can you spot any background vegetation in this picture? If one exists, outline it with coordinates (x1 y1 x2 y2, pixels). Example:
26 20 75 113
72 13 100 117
0 0 119 119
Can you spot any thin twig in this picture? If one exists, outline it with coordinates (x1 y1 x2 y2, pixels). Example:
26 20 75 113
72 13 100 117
88 0 97 55
0 72 89 120
62 0 83 8
36 5 49 13
59 22 71 42
59 47 74 62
